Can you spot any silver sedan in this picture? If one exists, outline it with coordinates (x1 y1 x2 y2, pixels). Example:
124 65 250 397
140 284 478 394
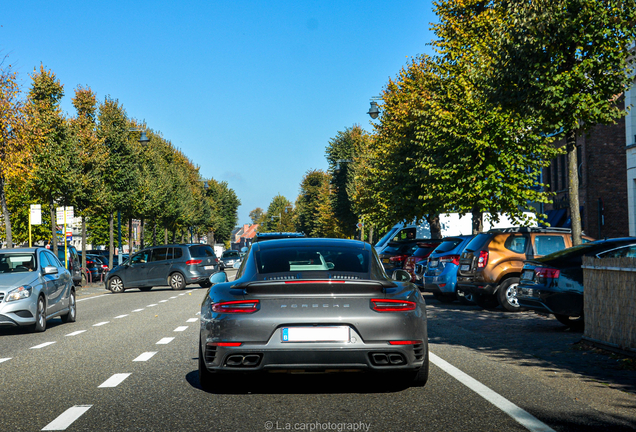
0 247 76 332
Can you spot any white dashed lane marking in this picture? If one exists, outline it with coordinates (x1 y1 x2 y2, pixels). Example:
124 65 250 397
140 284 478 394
0 358 11 363
186 318 198 323
41 405 92 431
159 300 168 303
98 373 131 388
76 294 108 302
132 309 144 312
93 322 109 327
147 304 158 307
65 330 86 337
178 293 185 296
156 337 175 345
170 296 177 299
30 342 56 349
174 326 188 332
114 314 128 319
133 352 157 362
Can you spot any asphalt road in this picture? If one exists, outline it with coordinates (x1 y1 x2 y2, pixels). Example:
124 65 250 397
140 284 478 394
0 273 634 432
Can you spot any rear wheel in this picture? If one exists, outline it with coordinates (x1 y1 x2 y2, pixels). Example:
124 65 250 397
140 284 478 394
411 357 429 387
497 278 521 312
170 273 186 290
198 341 214 391
109 276 125 294
199 280 213 288
554 313 584 331
60 289 76 323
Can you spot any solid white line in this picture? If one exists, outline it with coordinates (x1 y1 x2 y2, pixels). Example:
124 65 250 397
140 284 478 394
132 308 144 312
133 352 157 362
65 330 86 337
93 321 109 327
186 318 198 323
76 294 108 303
41 405 92 430
174 326 188 332
98 373 131 388
30 342 56 349
114 314 128 319
147 304 158 307
0 358 11 363
156 337 175 345
429 352 556 432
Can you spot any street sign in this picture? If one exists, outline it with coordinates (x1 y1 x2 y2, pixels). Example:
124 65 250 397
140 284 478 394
30 204 42 225
66 231 73 241
56 207 65 224
66 206 74 221
356 222 364 228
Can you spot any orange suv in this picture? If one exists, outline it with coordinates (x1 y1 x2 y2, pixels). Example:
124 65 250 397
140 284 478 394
456 227 592 312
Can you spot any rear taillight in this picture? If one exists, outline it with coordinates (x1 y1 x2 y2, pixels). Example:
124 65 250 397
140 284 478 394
535 267 560 280
389 340 422 345
477 251 489 268
186 259 202 265
439 255 460 265
209 342 243 347
212 300 259 313
371 298 416 312
284 280 345 284
389 255 407 263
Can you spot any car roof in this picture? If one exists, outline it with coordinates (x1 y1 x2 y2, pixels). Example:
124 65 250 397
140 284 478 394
0 247 43 253
253 237 368 251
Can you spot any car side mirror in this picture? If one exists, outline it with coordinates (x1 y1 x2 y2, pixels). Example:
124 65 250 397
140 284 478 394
392 269 411 282
43 265 58 275
209 272 227 285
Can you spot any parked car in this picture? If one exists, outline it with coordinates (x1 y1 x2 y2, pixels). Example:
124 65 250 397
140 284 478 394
0 247 76 332
456 227 594 312
516 238 636 330
105 244 220 293
421 235 475 304
378 240 421 274
198 237 428 390
85 254 109 282
56 245 82 286
219 249 241 270
403 240 444 283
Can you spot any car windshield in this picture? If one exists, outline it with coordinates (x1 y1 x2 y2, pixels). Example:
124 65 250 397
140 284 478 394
433 238 465 254
0 253 37 273
255 247 369 274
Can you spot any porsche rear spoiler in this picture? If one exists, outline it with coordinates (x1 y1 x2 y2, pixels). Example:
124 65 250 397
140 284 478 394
231 279 396 295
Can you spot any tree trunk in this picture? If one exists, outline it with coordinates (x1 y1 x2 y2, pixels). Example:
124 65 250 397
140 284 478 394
472 209 483 235
109 213 114 269
567 130 582 245
426 214 442 239
207 231 215 246
152 219 157 246
0 176 13 248
81 216 87 270
368 226 374 245
164 228 168 244
50 197 58 256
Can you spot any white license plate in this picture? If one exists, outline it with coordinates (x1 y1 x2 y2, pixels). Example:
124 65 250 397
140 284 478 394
429 260 439 268
460 264 470 271
522 270 534 280
282 326 350 342
204 265 214 270
382 258 390 264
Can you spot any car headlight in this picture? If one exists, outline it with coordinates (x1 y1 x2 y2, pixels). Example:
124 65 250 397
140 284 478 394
6 285 33 302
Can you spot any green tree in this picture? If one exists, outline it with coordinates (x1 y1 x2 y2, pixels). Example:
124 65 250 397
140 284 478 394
295 169 330 236
488 0 636 244
260 195 294 233
205 179 240 244
27 65 80 255
249 207 266 225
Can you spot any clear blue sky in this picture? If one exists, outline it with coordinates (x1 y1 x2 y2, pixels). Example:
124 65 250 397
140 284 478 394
2 1 437 225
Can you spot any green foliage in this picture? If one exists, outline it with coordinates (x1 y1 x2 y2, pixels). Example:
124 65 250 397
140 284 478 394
294 169 331 237
249 207 266 225
205 179 240 244
260 195 294 233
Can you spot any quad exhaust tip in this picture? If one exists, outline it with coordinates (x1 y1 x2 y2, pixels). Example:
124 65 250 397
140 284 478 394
225 354 262 367
370 352 406 366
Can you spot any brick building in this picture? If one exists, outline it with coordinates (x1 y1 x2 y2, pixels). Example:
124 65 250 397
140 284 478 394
543 109 628 239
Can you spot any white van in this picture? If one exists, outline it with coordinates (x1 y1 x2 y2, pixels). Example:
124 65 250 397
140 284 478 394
374 213 538 252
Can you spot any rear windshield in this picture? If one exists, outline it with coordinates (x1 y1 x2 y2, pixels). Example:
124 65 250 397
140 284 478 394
464 233 492 252
413 244 440 257
383 242 418 255
433 238 464 254
189 245 215 258
222 250 240 258
255 247 369 274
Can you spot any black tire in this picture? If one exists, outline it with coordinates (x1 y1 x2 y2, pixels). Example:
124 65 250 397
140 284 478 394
433 292 456 304
169 272 186 290
30 295 47 332
199 339 214 391
554 313 584 331
138 287 152 292
412 356 429 387
458 292 475 305
497 277 521 312
109 276 125 294
474 293 499 310
199 280 213 288
60 289 76 323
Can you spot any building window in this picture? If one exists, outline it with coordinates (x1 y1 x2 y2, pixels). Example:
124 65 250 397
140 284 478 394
545 163 552 191
559 154 567 191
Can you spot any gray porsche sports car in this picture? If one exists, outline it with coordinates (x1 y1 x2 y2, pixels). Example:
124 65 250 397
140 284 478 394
199 238 429 389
